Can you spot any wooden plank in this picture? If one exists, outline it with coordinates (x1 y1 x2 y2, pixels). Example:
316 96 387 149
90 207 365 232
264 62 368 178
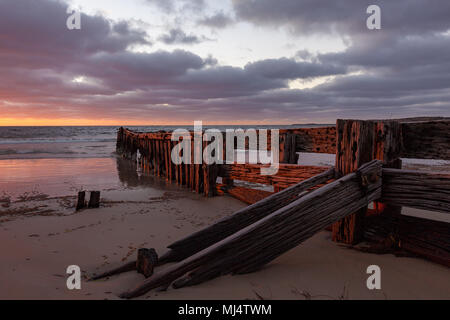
363 214 450 267
282 126 336 154
401 120 450 160
381 168 450 213
119 160 381 298
226 186 272 204
398 215 450 267
219 164 330 187
160 167 335 263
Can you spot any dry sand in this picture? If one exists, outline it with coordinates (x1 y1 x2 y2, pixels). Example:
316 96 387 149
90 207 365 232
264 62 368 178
1 182 449 300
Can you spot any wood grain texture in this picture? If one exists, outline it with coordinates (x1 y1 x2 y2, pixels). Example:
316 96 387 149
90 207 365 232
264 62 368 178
159 167 336 263
218 163 330 189
382 168 450 213
364 214 450 267
120 160 382 298
332 120 376 244
401 121 450 160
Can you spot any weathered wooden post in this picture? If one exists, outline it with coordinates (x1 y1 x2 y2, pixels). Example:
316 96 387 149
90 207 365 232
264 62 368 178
76 191 86 211
88 191 101 208
279 132 287 164
136 248 158 278
332 119 403 244
371 121 403 216
281 133 298 164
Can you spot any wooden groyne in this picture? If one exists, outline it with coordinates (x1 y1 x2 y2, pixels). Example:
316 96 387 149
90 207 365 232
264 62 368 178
112 118 449 298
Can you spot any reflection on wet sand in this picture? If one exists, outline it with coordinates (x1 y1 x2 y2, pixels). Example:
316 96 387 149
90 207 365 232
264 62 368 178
115 156 182 191
0 156 179 201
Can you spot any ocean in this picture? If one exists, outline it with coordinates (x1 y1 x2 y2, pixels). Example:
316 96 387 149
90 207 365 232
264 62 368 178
0 125 325 160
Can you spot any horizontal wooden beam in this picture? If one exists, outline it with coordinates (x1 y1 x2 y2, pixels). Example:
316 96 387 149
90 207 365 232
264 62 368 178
401 120 450 160
219 164 331 188
364 214 450 267
220 185 272 205
281 126 336 154
381 168 450 214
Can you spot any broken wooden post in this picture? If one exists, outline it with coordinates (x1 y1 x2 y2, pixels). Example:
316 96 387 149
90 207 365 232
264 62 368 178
332 120 403 245
88 191 101 208
283 133 298 164
368 121 403 239
332 120 376 244
120 160 382 298
76 191 86 211
136 248 158 278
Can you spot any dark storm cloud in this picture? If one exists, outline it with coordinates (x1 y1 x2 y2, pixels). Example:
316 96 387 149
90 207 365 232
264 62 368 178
232 0 450 36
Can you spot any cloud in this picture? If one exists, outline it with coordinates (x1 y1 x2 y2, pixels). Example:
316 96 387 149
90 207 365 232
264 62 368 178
159 28 206 45
197 11 234 29
0 0 449 124
145 0 206 14
232 0 450 37
244 58 347 80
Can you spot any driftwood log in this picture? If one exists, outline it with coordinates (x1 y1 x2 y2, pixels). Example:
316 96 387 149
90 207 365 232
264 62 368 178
119 160 382 298
159 167 335 263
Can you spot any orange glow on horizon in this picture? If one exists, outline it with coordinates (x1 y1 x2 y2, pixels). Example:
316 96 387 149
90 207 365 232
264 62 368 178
0 117 301 126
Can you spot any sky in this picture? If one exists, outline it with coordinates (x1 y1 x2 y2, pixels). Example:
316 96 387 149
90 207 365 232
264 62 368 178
0 0 449 125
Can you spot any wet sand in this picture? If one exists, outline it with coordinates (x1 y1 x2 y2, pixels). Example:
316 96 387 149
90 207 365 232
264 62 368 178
0 157 449 300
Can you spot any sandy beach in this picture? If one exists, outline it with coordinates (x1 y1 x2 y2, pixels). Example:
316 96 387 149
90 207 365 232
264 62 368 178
1 156 449 300
1 0 450 306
